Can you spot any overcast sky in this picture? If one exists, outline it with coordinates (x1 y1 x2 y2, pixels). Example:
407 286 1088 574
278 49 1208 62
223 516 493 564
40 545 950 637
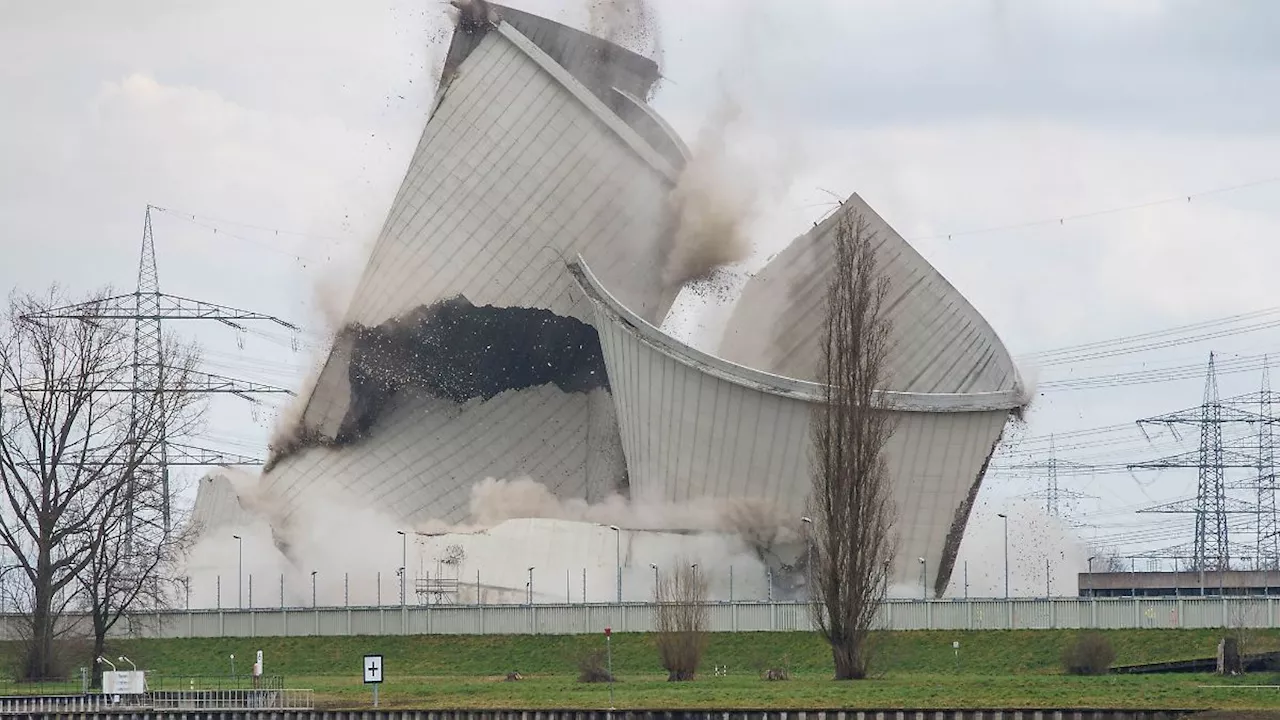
4 0 1280 568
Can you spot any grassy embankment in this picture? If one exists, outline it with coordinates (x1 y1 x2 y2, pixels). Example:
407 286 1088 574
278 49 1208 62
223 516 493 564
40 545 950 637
16 630 1280 710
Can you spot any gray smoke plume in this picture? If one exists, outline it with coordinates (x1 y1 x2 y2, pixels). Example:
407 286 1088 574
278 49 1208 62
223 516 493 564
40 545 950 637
181 475 803 607
662 92 756 287
419 476 797 545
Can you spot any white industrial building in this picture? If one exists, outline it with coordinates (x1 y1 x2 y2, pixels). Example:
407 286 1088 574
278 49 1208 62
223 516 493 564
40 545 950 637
190 2 1024 604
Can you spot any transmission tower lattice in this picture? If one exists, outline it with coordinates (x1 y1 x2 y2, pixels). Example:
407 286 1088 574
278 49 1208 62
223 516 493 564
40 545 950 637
1017 436 1097 519
22 205 298 533
1219 360 1280 569
1257 363 1277 568
1129 353 1268 571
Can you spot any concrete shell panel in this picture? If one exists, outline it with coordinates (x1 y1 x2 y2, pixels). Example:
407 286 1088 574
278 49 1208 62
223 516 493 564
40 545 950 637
292 22 681 449
719 194 1019 396
574 260 1008 591
189 473 255 533
342 26 674 331
260 385 625 528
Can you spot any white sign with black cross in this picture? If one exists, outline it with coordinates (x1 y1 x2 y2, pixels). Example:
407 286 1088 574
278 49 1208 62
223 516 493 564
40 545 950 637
363 654 383 706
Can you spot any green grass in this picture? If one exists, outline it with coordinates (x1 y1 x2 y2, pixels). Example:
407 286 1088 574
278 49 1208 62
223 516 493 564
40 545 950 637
28 630 1280 710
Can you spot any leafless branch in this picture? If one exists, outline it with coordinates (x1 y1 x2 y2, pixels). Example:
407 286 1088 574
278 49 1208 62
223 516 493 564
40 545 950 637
808 210 898 680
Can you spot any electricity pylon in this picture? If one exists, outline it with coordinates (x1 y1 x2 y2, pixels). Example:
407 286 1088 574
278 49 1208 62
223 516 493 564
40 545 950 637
22 206 296 533
1017 435 1098 519
1129 353 1268 571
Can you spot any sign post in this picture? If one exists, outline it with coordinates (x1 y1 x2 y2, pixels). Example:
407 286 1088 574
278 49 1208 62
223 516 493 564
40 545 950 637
604 626 614 709
363 654 384 707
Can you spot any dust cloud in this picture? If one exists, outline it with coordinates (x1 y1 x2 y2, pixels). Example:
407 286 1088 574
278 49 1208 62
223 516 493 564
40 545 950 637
944 498 1091 598
451 476 795 537
181 475 801 607
585 0 664 72
662 92 757 287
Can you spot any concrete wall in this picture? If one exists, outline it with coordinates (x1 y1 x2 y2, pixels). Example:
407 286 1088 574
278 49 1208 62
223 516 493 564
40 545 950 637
720 193 1020 396
15 597 1280 640
575 260 1014 594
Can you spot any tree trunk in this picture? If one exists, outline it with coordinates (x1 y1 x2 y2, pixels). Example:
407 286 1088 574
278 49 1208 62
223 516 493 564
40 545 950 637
832 639 868 680
92 616 108 689
26 549 56 681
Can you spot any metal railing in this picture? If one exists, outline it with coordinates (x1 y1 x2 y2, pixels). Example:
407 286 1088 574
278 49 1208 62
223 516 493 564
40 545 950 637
0 688 313 713
146 688 313 710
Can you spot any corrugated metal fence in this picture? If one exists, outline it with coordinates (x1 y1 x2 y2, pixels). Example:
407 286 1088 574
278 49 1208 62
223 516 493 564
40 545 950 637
10 597 1280 639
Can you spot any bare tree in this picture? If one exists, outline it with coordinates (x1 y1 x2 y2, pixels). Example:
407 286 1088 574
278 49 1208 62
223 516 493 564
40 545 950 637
0 289 199 680
652 561 709 681
79 484 194 688
809 209 897 681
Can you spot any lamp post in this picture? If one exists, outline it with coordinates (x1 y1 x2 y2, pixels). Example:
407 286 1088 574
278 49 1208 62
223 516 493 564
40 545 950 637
232 535 243 609
649 563 659 600
1087 556 1096 597
394 527 404 604
691 563 699 600
918 557 927 600
996 513 1009 598
527 567 535 605
310 571 317 608
397 531 407 608
609 525 621 603
801 517 814 595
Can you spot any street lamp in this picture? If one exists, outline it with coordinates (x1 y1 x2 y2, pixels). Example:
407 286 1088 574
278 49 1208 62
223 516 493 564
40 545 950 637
527 567 535 605
649 563 659 600
1087 556 1096 597
801 517 814 594
609 525 621 603
996 513 1009 598
232 535 243 609
311 571 317 608
918 557 927 600
397 531 407 608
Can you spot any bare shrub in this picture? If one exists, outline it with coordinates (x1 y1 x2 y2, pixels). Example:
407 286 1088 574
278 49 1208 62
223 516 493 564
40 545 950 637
653 562 709 682
1061 632 1116 676
810 210 898 681
577 649 614 683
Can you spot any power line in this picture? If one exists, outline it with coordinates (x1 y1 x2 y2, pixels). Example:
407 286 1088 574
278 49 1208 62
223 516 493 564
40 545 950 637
20 206 298 532
910 174 1280 242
